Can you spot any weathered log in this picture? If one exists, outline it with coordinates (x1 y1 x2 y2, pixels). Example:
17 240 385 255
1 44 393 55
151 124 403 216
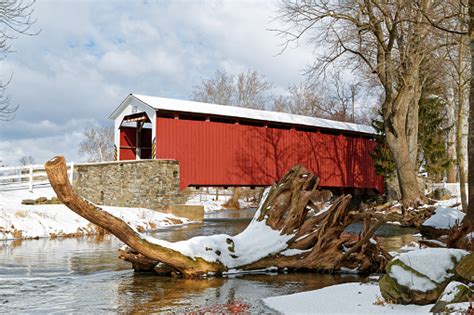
46 156 389 277
45 156 224 277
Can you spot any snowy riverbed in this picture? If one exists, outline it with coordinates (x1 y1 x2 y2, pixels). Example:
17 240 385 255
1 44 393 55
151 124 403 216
262 282 469 314
186 190 256 213
0 187 189 240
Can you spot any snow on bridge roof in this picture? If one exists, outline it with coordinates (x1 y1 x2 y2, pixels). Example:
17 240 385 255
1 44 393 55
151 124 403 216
111 94 376 135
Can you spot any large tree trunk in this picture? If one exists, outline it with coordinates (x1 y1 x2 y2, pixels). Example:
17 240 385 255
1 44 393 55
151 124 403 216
444 3 474 243
222 187 241 210
385 124 422 208
447 88 458 183
465 0 474 231
45 156 390 277
384 76 423 208
407 79 421 166
457 34 469 213
456 89 468 213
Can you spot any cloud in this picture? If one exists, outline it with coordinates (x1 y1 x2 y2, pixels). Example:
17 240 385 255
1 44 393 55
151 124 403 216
0 131 84 166
0 0 315 166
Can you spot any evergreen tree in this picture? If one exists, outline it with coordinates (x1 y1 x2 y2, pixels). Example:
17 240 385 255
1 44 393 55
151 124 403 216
418 97 452 181
370 113 396 177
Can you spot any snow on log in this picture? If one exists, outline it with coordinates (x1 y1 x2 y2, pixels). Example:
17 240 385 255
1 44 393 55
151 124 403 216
46 156 389 277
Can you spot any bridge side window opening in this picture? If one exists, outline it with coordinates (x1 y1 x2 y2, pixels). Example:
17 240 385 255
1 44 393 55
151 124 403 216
119 112 152 160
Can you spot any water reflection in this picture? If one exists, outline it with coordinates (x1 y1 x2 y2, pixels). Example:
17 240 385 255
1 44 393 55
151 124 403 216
345 222 420 252
114 271 362 313
204 208 256 221
0 212 420 313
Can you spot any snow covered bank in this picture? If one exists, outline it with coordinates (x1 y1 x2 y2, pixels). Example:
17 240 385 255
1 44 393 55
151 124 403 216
262 282 469 314
422 207 465 230
185 190 256 212
0 187 189 240
185 195 230 212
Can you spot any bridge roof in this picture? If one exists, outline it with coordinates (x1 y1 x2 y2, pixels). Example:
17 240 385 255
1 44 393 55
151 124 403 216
110 93 376 135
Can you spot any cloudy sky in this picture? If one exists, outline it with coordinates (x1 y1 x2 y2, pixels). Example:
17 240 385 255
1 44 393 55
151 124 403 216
0 0 315 166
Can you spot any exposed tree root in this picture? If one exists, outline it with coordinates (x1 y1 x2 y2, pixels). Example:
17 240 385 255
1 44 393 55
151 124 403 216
46 156 390 277
359 201 436 229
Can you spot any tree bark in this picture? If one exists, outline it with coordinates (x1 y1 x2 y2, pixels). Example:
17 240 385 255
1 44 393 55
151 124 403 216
385 116 422 207
447 88 458 183
465 0 474 231
222 187 241 210
383 71 423 208
457 34 469 212
45 156 390 277
407 79 421 166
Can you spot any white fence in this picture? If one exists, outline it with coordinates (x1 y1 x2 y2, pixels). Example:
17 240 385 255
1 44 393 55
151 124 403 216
0 162 74 192
430 182 468 197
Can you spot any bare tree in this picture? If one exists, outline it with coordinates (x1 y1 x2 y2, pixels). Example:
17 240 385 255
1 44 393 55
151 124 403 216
278 83 325 117
274 72 366 123
444 14 470 212
236 70 274 109
408 0 474 238
0 0 38 121
465 0 474 230
324 72 362 123
192 70 235 106
276 0 450 206
78 125 114 162
19 155 34 165
192 69 274 109
445 85 457 183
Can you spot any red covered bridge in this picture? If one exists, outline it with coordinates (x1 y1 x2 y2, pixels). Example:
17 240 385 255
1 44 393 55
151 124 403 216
110 94 383 193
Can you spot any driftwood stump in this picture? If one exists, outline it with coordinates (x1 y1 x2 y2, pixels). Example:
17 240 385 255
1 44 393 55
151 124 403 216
46 156 389 277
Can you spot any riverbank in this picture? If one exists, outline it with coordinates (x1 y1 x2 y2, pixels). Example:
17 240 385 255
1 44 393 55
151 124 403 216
262 197 472 315
262 281 469 314
185 187 258 212
0 187 190 240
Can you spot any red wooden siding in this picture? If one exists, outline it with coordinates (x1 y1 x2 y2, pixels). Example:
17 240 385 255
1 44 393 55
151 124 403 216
119 127 136 160
154 117 384 192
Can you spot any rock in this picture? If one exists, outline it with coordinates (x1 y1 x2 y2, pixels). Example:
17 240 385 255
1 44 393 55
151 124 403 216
34 197 48 204
430 281 472 313
49 197 62 204
21 199 35 205
456 253 474 282
379 248 468 305
427 188 452 200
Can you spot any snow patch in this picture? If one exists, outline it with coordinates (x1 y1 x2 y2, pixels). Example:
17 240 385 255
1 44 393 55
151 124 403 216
438 281 467 303
144 187 293 268
280 248 311 256
143 215 293 268
389 265 437 292
262 282 456 314
185 191 254 212
399 241 419 252
422 207 465 229
391 248 468 291
0 187 189 240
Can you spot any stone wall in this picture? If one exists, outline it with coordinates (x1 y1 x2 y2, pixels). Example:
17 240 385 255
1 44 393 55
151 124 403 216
72 159 186 210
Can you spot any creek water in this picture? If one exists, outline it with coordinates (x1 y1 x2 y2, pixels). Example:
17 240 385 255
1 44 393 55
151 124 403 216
0 210 418 313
